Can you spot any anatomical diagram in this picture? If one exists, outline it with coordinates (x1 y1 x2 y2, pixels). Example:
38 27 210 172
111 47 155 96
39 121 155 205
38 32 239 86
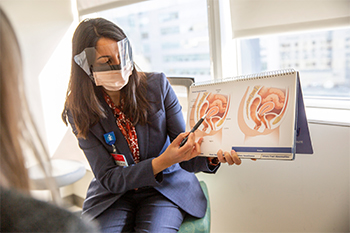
190 92 230 136
238 85 289 137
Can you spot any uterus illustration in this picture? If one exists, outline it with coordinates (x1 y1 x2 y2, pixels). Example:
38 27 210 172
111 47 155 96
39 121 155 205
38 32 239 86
238 85 289 139
189 92 230 137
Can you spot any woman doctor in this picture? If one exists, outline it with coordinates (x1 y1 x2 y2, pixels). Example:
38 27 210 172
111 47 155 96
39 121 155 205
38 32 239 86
62 17 242 232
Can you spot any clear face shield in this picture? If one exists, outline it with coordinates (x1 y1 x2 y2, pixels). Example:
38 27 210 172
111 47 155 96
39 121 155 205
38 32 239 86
74 37 134 91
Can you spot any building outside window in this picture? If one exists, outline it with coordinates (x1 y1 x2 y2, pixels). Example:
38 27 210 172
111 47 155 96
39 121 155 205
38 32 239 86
81 0 349 101
240 28 350 98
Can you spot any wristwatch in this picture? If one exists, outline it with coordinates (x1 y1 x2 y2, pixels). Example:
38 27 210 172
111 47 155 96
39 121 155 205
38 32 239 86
207 157 220 167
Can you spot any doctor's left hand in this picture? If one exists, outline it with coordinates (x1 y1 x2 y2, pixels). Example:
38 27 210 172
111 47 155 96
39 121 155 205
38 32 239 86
216 149 242 166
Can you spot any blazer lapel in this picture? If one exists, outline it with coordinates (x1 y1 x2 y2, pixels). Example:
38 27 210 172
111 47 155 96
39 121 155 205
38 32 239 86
135 123 149 161
98 101 135 166
96 90 148 164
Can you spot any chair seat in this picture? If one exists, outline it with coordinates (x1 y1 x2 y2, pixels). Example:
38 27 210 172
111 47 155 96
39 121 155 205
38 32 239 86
178 181 211 233
28 159 86 190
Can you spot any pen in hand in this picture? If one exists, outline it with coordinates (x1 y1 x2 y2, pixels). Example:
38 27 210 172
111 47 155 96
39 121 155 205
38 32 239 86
179 113 207 147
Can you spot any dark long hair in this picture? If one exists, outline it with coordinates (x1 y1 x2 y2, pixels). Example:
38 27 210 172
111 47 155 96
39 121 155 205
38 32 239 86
62 18 149 139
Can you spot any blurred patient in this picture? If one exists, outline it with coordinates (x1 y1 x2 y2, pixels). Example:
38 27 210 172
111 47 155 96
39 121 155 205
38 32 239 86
0 8 99 232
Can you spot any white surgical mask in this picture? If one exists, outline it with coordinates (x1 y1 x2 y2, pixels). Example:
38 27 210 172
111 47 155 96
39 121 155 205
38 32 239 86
93 64 132 91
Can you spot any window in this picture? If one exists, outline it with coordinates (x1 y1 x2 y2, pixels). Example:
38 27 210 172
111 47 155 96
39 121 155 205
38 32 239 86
159 12 179 22
81 0 211 83
80 0 349 124
160 26 180 35
239 28 350 99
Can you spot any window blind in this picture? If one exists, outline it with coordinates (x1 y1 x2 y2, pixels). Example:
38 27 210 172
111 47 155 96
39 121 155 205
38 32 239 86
76 0 146 16
230 0 350 38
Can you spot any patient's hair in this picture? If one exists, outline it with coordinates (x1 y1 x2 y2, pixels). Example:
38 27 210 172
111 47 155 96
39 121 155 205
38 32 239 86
0 8 59 202
0 7 29 191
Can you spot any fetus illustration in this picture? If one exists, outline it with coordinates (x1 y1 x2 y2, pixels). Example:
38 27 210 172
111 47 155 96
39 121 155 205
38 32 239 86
238 85 289 139
189 92 230 136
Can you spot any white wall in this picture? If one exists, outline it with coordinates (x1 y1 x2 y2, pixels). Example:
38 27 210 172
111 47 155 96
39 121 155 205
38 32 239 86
0 0 78 157
197 123 350 232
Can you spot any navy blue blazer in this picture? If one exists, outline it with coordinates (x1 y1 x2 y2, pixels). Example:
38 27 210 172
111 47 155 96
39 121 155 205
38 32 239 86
68 72 220 221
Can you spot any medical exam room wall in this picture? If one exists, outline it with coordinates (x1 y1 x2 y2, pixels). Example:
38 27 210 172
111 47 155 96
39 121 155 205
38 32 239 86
0 0 87 199
0 1 349 232
0 0 76 158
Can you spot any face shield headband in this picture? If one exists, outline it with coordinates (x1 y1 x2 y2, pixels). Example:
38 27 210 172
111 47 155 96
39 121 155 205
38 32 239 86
74 37 134 82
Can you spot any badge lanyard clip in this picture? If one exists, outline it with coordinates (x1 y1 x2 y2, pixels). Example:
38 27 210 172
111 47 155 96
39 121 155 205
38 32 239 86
104 132 128 167
104 132 116 151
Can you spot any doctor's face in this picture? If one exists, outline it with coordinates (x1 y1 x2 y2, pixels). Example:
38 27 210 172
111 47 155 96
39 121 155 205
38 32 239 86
94 37 121 71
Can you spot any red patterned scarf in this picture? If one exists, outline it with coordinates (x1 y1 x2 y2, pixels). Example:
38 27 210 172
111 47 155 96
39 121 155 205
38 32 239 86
103 92 140 163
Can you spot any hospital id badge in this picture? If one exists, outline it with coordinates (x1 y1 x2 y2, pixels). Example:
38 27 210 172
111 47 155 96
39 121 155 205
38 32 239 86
111 153 128 167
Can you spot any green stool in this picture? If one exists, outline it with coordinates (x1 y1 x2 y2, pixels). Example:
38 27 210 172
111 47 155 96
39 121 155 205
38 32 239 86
178 181 211 233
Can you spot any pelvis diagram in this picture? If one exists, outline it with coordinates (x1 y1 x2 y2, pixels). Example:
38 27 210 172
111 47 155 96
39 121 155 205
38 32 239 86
238 85 289 137
190 92 230 135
